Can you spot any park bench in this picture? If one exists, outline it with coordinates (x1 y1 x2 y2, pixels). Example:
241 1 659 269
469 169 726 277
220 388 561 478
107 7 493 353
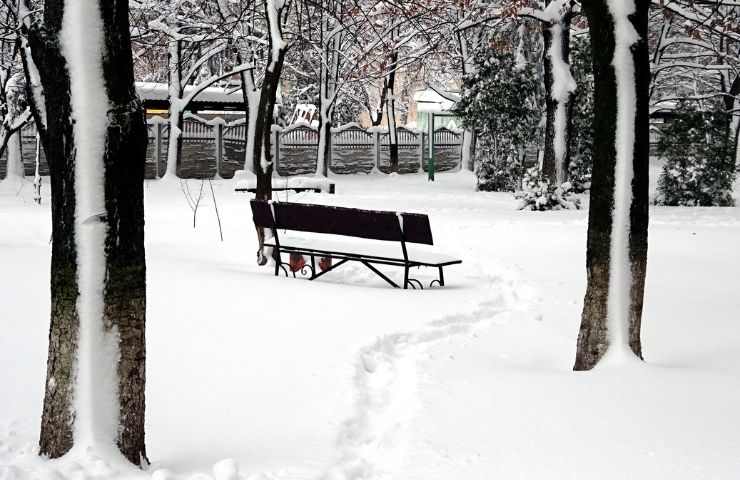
250 200 462 289
235 184 335 195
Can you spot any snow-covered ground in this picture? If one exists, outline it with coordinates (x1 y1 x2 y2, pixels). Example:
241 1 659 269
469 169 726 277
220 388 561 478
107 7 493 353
1 172 739 480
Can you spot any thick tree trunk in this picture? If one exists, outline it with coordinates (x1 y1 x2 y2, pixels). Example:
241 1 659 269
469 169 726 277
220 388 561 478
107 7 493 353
30 0 148 464
29 5 78 458
542 12 575 185
574 0 649 370
99 0 148 462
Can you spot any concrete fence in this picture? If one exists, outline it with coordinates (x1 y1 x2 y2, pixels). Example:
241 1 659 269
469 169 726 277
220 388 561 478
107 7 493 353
1 115 463 180
146 116 463 179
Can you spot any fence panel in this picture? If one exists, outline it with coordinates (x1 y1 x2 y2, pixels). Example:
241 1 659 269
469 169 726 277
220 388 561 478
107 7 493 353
422 127 461 173
278 125 318 176
144 121 159 179
178 117 216 178
221 122 246 178
378 127 422 174
331 126 374 174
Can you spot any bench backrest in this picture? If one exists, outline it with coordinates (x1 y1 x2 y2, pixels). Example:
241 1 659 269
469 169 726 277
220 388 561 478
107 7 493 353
251 200 434 245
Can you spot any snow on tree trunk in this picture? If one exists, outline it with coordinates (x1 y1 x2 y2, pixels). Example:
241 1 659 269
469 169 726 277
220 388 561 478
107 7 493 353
164 39 183 179
30 0 148 464
574 0 649 370
542 2 575 185
242 87 260 174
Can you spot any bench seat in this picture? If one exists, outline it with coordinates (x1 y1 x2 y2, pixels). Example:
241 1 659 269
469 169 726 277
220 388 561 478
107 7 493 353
266 232 461 267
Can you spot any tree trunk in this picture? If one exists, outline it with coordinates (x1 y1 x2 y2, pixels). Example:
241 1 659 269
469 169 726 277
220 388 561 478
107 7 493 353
542 11 575 185
574 0 649 370
462 128 476 172
722 74 740 169
252 54 286 201
253 0 288 263
385 50 399 173
164 39 183 178
30 0 148 464
4 131 24 179
316 115 332 177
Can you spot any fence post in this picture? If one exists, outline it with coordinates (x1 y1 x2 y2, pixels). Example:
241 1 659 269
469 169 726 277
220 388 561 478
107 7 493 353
155 122 163 178
417 130 424 174
273 128 281 176
214 121 223 179
373 130 380 173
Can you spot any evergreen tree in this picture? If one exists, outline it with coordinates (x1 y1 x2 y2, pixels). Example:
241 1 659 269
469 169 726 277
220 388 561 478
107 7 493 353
455 37 542 192
657 102 736 206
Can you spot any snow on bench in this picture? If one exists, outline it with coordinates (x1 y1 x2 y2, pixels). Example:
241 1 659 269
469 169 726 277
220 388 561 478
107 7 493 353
234 172 335 194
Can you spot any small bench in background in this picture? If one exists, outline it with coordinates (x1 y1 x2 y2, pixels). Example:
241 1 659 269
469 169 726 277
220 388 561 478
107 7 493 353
236 184 335 195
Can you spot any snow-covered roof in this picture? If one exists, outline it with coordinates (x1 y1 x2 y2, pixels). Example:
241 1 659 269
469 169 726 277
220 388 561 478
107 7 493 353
136 82 243 105
413 89 456 113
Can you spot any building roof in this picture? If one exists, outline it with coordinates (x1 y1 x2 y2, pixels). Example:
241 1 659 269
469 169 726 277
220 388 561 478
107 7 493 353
136 82 244 111
413 88 457 113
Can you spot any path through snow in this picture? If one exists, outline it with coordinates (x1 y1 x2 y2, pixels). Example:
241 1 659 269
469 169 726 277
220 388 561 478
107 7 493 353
321 273 528 480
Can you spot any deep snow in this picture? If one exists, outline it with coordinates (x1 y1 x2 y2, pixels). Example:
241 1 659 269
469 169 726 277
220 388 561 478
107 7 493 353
1 172 739 479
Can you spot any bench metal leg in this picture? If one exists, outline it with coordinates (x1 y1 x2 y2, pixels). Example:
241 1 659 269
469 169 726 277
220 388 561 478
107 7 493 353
310 258 349 281
403 265 409 290
274 249 281 277
429 267 445 288
361 261 400 288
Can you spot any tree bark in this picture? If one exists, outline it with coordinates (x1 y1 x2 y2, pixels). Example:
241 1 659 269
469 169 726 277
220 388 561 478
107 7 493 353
29 3 78 458
31 0 148 464
574 0 649 370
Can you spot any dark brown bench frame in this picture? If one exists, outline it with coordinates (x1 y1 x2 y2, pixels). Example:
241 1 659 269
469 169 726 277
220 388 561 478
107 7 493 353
250 200 461 289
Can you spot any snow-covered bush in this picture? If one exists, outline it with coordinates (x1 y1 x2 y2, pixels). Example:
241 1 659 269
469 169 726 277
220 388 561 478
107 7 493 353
515 167 581 210
455 29 543 192
656 102 736 207
474 137 523 192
